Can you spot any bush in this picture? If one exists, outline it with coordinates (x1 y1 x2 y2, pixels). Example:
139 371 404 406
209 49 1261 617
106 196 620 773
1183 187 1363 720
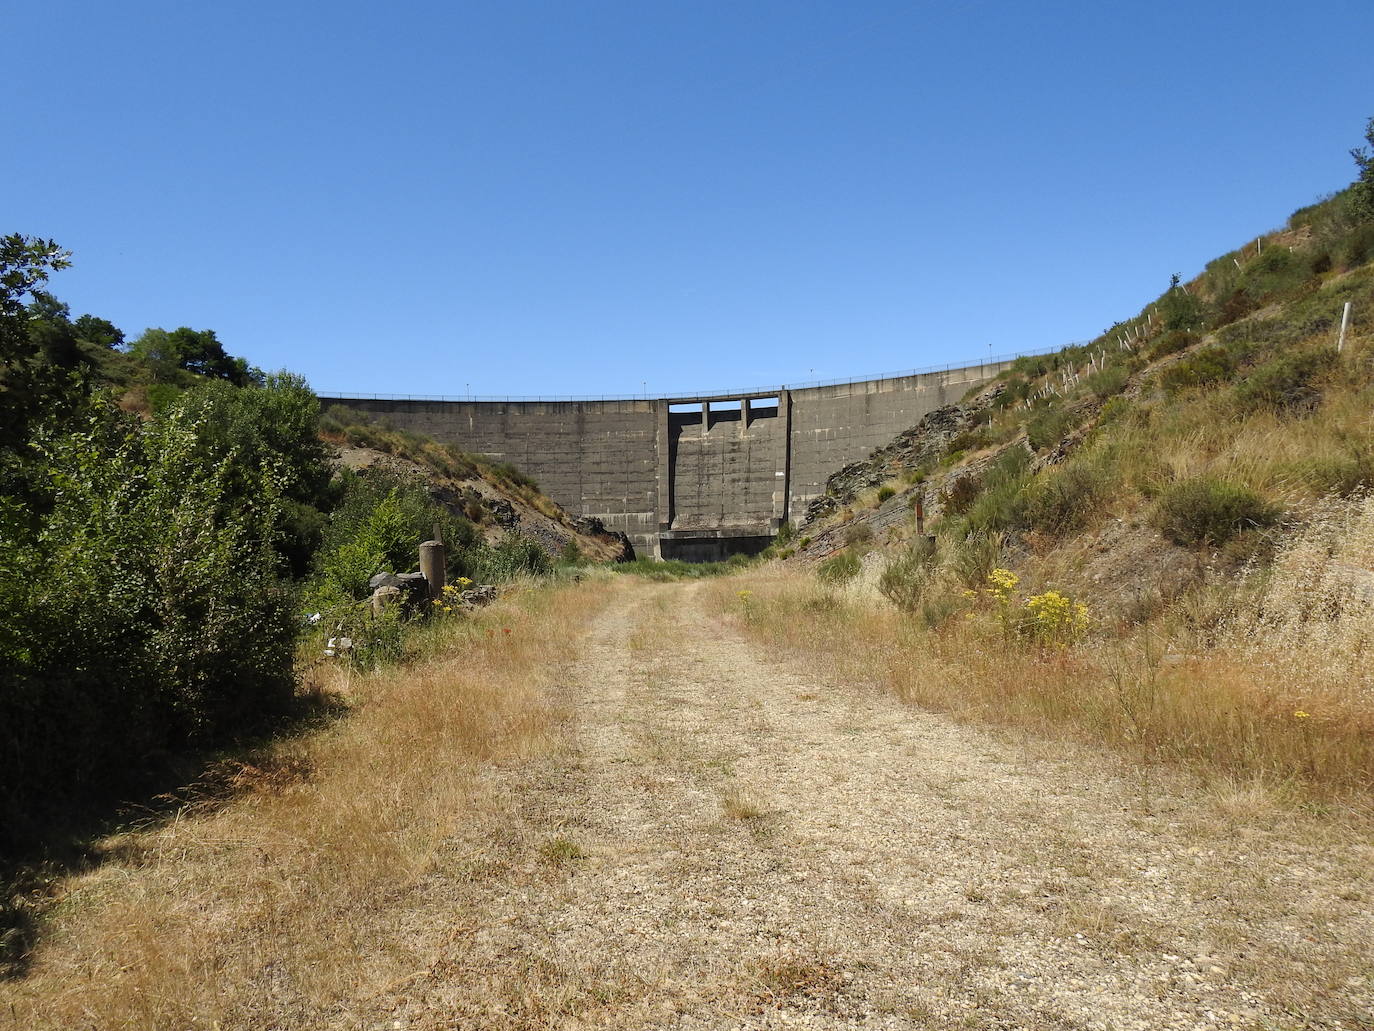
1148 330 1198 361
1151 477 1281 546
467 533 551 583
1231 349 1335 414
941 473 982 515
843 521 874 545
959 448 1034 535
946 530 1004 591
1160 346 1236 395
1159 282 1208 332
947 428 989 453
878 536 939 613
310 469 479 603
876 485 896 503
1028 460 1110 536
1026 406 1073 451
1341 221 1374 268
1 399 298 848
1238 246 1314 303
817 550 861 585
1083 364 1128 400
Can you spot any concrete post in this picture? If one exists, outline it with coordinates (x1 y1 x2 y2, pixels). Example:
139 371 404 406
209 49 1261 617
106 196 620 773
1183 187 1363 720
419 540 446 601
1338 301 1352 352
741 397 751 434
702 401 710 436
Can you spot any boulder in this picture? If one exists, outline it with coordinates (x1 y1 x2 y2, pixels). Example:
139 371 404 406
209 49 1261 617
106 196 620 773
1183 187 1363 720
370 585 402 616
460 585 499 607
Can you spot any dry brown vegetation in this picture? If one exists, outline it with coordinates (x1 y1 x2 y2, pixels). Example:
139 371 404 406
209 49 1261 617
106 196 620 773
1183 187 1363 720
5 576 1372 1028
0 582 609 1029
711 539 1374 808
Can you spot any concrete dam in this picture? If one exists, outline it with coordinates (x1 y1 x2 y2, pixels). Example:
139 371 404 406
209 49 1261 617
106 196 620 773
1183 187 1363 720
326 358 1016 559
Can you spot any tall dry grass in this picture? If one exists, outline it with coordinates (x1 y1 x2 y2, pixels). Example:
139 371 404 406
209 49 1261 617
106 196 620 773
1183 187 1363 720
1 581 608 1029
1228 491 1374 699
713 556 1374 805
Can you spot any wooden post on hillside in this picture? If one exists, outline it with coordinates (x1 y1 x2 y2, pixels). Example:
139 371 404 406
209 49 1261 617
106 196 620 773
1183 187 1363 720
1337 302 1353 353
914 493 925 536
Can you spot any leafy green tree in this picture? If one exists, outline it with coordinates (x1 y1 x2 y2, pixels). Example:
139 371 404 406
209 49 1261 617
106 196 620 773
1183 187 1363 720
128 326 263 387
0 236 75 527
1 394 298 846
171 373 336 574
1351 115 1374 221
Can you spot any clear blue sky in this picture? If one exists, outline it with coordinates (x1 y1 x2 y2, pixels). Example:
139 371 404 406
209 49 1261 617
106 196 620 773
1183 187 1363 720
10 1 1373 398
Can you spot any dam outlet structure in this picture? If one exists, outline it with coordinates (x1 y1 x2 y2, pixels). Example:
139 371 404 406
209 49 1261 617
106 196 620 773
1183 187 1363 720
326 358 1019 560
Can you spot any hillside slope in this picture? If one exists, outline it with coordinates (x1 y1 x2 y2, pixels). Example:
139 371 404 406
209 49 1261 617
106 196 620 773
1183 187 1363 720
320 406 634 563
787 184 1374 624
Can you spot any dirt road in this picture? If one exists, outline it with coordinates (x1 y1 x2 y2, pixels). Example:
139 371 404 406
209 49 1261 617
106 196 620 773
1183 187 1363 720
391 580 1372 1030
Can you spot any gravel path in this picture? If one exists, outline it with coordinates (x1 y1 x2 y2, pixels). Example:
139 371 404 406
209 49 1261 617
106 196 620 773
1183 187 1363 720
391 580 1372 1030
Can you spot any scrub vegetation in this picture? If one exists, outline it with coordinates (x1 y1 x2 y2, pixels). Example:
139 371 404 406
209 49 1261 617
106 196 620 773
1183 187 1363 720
748 136 1374 805
0 236 558 863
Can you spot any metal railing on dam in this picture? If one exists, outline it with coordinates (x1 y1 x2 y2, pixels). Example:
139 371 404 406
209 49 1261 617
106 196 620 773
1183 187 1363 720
316 343 1080 404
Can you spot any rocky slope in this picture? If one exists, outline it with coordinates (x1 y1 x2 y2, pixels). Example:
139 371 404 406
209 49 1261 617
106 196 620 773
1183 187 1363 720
334 444 634 563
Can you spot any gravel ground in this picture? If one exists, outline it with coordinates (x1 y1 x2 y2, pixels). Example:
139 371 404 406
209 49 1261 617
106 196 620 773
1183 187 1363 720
381 580 1372 1030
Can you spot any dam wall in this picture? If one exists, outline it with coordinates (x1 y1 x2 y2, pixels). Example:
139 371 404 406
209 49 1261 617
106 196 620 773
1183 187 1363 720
326 358 1016 558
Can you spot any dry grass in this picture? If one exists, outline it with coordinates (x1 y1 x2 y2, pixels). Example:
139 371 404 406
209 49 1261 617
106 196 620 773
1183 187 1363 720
714 561 1374 806
0 581 609 1030
719 786 768 822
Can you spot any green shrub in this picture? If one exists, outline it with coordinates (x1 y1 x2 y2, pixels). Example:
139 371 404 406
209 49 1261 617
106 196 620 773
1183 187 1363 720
1297 448 1374 496
1159 282 1208 332
1026 406 1073 451
947 428 989 453
1148 330 1197 360
817 550 862 585
876 485 896 503
1 398 297 849
1238 246 1314 303
1083 364 1128 400
946 530 1004 591
1160 346 1236 395
1342 221 1374 268
467 533 551 583
1098 396 1131 423
1151 477 1281 546
310 468 479 603
1028 460 1111 536
992 375 1032 409
949 448 1033 535
878 536 939 613
1231 349 1335 413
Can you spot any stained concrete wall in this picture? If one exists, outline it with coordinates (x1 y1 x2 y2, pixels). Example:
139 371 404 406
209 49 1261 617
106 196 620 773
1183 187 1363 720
667 402 787 532
786 362 1005 513
326 359 1012 557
